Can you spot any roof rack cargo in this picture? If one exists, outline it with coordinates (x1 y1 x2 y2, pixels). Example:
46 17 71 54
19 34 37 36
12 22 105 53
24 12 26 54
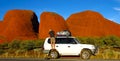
56 30 71 37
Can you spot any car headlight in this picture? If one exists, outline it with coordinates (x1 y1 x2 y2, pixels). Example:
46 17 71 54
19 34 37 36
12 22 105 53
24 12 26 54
91 45 95 49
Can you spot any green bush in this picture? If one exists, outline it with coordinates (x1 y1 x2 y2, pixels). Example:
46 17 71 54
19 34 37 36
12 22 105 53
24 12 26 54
102 36 120 47
6 39 44 51
0 42 8 49
34 39 44 48
20 40 35 50
8 40 21 49
0 49 5 55
77 35 120 47
78 37 96 45
0 42 8 55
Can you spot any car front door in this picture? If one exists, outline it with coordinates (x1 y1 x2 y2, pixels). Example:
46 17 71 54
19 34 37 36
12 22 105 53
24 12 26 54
55 38 80 55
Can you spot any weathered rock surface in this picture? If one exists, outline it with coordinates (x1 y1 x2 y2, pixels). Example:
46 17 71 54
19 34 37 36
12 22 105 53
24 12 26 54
0 10 120 43
39 12 68 39
66 10 120 37
0 10 39 42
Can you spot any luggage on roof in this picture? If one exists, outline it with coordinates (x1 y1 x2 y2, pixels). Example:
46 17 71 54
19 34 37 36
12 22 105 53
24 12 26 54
56 30 71 36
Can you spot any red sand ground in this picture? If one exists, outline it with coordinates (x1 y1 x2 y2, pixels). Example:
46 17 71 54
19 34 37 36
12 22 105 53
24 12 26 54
66 10 120 37
0 10 39 42
39 12 68 39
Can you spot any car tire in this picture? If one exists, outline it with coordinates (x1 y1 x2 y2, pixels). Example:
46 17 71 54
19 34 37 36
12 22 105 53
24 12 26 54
49 49 59 59
80 49 91 60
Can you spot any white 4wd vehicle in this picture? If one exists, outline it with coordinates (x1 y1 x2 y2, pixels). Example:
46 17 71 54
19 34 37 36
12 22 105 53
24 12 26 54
43 36 98 59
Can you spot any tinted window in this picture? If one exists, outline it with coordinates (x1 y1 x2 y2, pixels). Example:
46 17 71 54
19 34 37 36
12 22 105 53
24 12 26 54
48 38 77 44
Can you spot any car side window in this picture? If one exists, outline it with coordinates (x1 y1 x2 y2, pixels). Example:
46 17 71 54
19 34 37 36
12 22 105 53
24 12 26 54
48 38 61 44
67 38 77 44
48 38 77 44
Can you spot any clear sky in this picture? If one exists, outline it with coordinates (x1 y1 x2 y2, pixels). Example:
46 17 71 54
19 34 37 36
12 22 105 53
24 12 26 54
0 0 120 24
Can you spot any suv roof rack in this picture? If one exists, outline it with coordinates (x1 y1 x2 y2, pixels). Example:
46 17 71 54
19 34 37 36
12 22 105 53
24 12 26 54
56 35 73 38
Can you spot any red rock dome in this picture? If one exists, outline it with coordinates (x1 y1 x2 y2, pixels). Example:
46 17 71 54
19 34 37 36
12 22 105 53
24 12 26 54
1 10 39 41
39 12 68 39
66 10 120 37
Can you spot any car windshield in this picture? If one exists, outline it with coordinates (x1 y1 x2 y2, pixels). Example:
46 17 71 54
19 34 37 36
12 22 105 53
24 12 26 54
74 38 80 44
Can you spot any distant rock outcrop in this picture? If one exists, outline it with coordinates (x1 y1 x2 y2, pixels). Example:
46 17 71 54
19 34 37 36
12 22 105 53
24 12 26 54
0 10 39 42
66 10 120 37
39 12 68 39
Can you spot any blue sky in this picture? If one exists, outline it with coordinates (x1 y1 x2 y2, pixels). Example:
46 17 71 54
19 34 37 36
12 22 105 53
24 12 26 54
0 0 120 24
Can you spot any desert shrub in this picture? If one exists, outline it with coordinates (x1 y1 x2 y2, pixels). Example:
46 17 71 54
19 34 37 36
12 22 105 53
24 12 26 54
96 39 105 47
115 40 120 47
78 37 96 45
77 37 88 44
86 38 96 45
0 42 8 55
0 49 5 55
109 36 120 47
8 40 21 49
34 39 44 48
102 36 120 47
20 40 35 50
77 36 120 48
0 42 8 49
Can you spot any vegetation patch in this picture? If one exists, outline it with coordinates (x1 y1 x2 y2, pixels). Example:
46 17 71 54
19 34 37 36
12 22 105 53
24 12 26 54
0 36 120 59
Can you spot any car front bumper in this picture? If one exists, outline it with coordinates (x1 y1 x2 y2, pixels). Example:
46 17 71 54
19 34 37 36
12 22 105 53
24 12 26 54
92 46 99 55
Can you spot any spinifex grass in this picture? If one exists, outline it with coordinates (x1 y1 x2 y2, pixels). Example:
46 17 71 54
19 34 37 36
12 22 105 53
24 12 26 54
0 48 45 58
0 36 120 59
91 47 120 59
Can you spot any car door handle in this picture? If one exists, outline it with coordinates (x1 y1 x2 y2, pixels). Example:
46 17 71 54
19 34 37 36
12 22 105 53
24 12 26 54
68 46 70 48
56 46 58 47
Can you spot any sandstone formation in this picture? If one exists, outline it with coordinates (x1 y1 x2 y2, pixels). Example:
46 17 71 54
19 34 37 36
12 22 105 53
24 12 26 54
39 12 68 39
0 10 39 42
0 10 120 43
66 10 120 37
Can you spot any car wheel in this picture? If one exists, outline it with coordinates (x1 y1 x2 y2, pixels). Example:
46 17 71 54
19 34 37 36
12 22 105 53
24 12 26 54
49 49 59 59
80 49 91 60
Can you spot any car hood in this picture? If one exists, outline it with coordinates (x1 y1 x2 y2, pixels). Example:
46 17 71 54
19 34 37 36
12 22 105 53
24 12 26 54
78 44 95 49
